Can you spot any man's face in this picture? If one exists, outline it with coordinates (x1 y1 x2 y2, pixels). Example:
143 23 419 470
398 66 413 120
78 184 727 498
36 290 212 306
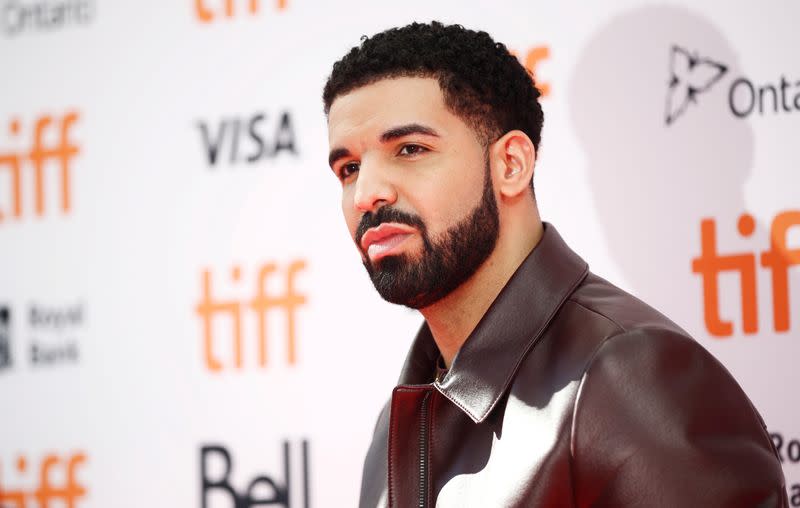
327 77 499 309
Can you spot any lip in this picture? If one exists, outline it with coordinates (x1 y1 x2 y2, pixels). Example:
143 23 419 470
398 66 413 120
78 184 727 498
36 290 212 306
360 223 417 262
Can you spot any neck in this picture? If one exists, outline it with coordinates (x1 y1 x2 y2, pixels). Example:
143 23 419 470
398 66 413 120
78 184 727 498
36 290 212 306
420 207 543 368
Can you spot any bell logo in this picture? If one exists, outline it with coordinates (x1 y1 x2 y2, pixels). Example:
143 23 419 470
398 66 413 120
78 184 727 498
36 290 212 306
0 451 88 507
195 260 308 372
691 210 800 337
200 441 310 508
0 112 80 223
510 46 551 98
195 0 287 22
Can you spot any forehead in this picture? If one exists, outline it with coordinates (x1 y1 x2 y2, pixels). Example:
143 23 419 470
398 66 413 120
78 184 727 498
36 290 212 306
327 77 459 143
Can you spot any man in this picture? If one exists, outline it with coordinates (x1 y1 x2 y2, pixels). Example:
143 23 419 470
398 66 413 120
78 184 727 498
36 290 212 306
323 22 788 507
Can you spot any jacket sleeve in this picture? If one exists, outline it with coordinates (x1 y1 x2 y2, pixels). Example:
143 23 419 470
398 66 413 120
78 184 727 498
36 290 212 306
359 399 391 508
571 327 788 507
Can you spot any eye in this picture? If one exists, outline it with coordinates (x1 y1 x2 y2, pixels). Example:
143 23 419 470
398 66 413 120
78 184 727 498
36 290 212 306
339 162 360 181
398 144 428 156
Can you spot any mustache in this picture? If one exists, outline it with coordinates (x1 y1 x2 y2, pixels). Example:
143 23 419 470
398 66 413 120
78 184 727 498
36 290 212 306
355 206 427 248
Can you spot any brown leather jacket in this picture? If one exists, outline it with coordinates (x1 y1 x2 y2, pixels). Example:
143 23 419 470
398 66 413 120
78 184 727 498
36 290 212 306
359 224 788 507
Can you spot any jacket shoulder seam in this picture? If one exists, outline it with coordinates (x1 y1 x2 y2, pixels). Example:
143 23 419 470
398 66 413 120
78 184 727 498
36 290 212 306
566 297 628 335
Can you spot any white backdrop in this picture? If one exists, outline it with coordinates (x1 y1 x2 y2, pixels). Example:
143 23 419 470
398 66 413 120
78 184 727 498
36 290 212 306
1 1 798 506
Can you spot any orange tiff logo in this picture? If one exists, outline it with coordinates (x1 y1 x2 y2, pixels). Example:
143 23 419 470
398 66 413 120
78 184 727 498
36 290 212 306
0 113 80 224
195 0 287 22
0 452 87 508
511 46 551 98
692 211 800 337
195 260 307 372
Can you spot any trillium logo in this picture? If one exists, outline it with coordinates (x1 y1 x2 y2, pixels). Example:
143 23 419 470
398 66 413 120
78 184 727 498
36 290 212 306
665 45 727 125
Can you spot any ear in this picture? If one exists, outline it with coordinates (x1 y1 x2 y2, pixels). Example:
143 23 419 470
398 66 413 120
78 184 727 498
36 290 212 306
488 130 536 199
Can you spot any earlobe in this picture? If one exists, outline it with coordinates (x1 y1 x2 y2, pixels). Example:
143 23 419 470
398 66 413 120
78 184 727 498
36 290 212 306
492 130 535 198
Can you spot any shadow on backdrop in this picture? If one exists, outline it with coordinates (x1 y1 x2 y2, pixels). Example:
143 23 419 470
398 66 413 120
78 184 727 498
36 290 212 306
568 5 766 337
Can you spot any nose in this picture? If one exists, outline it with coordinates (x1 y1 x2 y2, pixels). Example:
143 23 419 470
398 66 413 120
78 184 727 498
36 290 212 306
353 162 397 213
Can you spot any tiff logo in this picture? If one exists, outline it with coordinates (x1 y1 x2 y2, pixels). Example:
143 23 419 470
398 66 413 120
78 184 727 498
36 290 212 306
514 45 552 98
0 112 80 223
0 451 88 507
0 306 10 369
195 261 307 372
195 0 287 22
692 211 800 337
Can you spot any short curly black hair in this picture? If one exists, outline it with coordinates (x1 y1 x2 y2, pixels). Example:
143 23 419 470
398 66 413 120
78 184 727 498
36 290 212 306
322 21 544 153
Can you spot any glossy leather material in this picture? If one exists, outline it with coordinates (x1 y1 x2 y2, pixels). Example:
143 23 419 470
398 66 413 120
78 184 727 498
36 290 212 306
359 224 788 507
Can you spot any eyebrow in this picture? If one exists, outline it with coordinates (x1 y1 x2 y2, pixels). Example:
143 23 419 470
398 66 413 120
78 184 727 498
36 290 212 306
328 147 351 169
379 123 441 142
328 123 441 169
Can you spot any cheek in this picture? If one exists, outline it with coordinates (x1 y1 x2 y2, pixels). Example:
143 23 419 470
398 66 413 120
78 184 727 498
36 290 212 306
417 181 481 235
341 195 359 240
426 155 484 216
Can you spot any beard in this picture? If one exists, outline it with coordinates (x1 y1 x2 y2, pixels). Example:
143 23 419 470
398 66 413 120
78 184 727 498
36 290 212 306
355 161 499 309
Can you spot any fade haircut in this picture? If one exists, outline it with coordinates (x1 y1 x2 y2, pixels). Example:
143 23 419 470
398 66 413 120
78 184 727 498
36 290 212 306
322 21 544 157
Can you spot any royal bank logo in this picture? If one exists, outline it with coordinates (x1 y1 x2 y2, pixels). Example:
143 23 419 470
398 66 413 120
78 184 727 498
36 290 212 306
29 301 83 366
0 306 11 370
0 302 83 370
665 45 727 125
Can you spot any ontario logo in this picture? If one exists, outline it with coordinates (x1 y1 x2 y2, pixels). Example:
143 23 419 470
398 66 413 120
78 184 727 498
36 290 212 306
665 45 800 124
665 45 727 125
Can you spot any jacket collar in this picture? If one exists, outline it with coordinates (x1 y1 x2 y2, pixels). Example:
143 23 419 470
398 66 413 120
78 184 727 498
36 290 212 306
397 223 589 423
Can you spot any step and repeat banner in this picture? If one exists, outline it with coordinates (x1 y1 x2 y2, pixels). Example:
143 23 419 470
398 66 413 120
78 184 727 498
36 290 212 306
1 1 798 506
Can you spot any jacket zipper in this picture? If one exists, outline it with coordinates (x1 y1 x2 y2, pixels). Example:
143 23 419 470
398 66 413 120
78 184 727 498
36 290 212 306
418 391 432 508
